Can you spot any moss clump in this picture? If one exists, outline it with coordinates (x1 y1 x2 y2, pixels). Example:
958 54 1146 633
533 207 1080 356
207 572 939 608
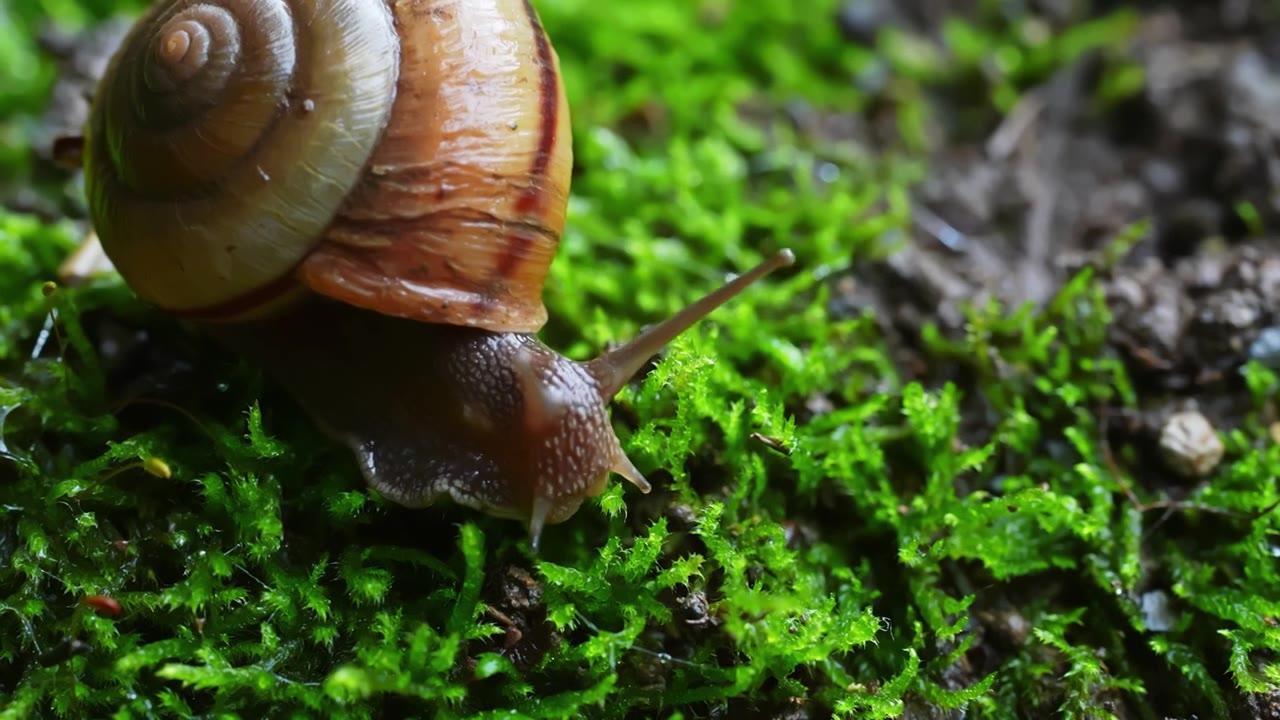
3 1 1280 718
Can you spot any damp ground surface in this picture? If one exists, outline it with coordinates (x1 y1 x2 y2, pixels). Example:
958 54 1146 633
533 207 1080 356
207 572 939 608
2 1 1280 718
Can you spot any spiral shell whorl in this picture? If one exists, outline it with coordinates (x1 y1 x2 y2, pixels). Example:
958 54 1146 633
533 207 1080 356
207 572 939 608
85 0 400 317
113 2 294 195
148 11 226 89
141 6 241 108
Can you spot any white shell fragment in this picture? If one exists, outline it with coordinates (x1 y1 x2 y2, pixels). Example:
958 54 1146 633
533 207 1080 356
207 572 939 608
1158 410 1225 479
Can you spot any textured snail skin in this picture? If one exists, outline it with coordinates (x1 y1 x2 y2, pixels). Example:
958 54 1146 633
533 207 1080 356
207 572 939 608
84 0 572 333
205 250 795 548
209 298 635 545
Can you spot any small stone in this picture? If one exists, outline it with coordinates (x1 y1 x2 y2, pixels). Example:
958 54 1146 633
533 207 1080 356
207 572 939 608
1139 590 1176 632
677 592 714 627
1249 325 1280 369
1159 410 1225 478
835 0 886 46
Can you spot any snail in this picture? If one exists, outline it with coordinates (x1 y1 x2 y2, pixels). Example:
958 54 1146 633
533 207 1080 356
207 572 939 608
55 0 795 549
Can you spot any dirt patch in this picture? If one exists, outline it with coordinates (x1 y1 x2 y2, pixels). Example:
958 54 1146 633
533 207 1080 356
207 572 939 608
845 6 1280 390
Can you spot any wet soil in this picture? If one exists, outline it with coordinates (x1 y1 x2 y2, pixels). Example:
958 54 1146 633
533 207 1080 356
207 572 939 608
847 3 1280 381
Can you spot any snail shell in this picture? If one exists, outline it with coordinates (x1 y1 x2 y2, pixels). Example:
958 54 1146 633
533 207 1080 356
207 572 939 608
84 0 572 332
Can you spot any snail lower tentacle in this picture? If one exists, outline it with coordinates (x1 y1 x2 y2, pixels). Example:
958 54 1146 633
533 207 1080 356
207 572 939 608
208 297 632 546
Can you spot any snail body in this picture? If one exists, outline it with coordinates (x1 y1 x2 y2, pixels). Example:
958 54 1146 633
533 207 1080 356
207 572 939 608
67 0 793 548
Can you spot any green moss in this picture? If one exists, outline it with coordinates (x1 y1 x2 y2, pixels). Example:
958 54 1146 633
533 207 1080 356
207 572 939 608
2 0 1279 718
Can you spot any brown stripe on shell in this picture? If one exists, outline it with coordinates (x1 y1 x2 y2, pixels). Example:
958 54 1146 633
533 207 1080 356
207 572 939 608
325 209 558 255
169 258 306 322
495 0 561 279
518 0 560 198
